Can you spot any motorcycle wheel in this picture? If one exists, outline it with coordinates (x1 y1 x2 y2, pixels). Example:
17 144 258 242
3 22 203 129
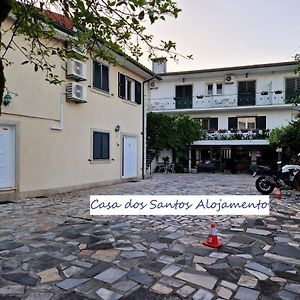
255 176 275 195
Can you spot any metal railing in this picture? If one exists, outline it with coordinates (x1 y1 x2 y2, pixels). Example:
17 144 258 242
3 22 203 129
147 91 287 111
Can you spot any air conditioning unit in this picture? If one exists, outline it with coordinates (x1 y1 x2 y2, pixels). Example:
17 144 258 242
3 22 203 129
67 59 87 81
67 43 87 57
66 82 87 103
149 81 159 89
224 75 235 84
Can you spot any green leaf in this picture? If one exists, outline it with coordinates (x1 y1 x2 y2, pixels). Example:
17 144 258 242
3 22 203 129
21 61 29 65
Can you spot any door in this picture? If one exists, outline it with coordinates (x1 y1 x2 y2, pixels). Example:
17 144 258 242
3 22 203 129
175 85 193 109
238 81 256 106
122 135 138 178
0 125 15 189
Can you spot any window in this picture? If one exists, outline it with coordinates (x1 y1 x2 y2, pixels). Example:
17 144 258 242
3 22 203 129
118 73 142 104
216 83 223 95
207 84 213 95
238 80 256 106
195 118 218 131
228 116 266 130
93 131 109 160
285 77 300 102
238 117 256 130
92 61 109 92
175 85 193 109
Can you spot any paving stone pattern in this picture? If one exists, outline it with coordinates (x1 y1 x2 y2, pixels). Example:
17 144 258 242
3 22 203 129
0 173 300 299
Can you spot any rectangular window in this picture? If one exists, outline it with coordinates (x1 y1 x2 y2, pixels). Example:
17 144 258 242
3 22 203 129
118 73 142 104
237 117 256 130
93 131 109 160
207 84 213 95
238 80 256 106
216 83 223 95
198 118 218 131
285 77 300 102
93 61 109 92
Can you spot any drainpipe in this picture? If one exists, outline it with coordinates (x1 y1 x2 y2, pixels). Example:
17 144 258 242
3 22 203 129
51 92 66 131
142 76 156 180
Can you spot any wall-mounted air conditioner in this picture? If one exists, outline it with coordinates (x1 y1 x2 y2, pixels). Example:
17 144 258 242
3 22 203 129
66 82 87 103
149 81 159 89
224 75 235 84
67 59 87 81
67 43 87 57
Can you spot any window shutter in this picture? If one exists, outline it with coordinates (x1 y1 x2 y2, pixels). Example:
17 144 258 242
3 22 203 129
228 117 237 130
135 81 142 104
285 78 300 101
256 116 266 130
101 133 109 159
93 61 101 90
118 73 126 98
175 86 184 98
93 132 101 160
102 65 109 92
209 118 218 131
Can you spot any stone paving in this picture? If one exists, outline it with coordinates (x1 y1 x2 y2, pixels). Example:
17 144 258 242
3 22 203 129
0 173 300 300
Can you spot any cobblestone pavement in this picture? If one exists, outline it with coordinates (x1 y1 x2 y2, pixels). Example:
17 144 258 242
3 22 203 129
1 173 300 300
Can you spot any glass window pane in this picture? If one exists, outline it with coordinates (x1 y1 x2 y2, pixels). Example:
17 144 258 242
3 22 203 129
216 83 222 94
207 84 213 95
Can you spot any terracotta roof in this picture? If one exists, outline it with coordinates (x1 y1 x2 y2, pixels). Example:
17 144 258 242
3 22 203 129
44 10 73 29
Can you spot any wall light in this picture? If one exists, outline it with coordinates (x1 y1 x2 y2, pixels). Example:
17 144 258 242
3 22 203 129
115 124 121 132
3 92 12 106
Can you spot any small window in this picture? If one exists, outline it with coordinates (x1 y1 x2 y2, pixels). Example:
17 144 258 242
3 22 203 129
237 117 256 130
118 73 142 104
216 83 223 94
199 118 218 131
93 61 109 92
207 84 213 95
93 131 109 160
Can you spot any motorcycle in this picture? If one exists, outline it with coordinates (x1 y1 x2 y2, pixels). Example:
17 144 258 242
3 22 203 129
253 163 300 195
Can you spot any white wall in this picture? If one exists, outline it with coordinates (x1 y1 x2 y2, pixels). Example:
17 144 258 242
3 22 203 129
148 69 295 108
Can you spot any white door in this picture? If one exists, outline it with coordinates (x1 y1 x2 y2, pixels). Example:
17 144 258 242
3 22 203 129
0 125 14 189
123 135 138 178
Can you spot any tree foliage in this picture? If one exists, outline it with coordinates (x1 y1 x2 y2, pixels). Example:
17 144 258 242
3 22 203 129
0 0 189 112
269 115 300 159
147 112 203 162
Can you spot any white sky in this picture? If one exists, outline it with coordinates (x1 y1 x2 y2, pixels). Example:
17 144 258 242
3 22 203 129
141 0 300 72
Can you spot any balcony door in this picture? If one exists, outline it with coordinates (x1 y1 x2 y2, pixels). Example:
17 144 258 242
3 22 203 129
238 81 256 106
175 85 193 109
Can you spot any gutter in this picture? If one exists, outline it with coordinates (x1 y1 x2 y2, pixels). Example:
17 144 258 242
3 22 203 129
142 75 161 179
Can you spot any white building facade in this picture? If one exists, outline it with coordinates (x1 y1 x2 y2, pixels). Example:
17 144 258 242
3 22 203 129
147 61 300 173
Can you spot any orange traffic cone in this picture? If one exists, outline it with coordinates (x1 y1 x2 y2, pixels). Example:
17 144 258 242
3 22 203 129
275 187 282 200
203 224 223 248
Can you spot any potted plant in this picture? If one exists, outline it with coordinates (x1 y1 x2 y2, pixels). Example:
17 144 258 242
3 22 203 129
261 91 269 96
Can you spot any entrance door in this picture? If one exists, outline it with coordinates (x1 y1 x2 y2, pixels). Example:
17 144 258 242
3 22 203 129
0 125 15 189
122 135 138 178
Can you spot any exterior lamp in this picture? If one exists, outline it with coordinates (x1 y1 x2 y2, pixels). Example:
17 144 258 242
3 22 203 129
115 124 120 132
3 92 12 106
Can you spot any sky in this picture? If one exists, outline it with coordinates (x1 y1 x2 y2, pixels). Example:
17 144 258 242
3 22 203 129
141 0 300 72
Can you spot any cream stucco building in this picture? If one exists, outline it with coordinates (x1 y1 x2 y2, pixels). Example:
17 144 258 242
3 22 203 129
0 16 158 200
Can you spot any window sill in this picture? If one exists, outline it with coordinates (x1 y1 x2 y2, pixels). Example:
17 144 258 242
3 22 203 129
122 99 138 106
89 159 111 164
90 88 110 98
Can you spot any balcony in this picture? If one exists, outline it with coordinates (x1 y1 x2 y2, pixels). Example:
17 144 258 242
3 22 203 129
204 129 270 141
148 91 286 111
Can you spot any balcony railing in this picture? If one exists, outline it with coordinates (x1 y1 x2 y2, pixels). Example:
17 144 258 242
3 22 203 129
204 129 270 140
148 91 287 111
